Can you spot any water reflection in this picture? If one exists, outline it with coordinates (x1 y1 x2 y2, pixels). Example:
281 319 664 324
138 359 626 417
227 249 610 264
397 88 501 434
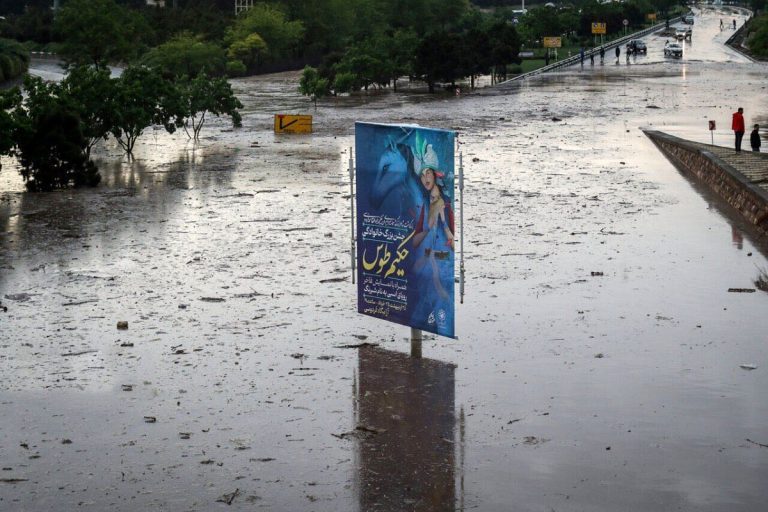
731 225 744 249
0 145 237 291
355 346 460 512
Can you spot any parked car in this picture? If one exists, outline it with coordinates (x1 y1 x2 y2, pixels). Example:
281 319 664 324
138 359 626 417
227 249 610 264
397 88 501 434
626 40 647 54
683 14 695 24
664 42 684 58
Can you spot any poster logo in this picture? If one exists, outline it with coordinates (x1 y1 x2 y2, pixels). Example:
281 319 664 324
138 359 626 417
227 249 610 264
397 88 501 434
355 122 456 338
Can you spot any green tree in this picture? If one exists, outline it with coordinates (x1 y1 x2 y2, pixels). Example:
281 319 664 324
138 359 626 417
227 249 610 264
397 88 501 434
110 66 182 156
461 27 492 90
748 14 768 58
3 6 54 44
140 0 234 47
279 0 354 56
334 38 388 91
12 76 100 191
431 0 470 31
332 71 356 94
177 73 243 141
298 66 329 108
488 21 521 83
59 65 118 157
142 33 227 77
226 3 304 66
55 0 149 67
0 88 21 174
0 38 30 82
414 30 463 92
519 6 565 44
387 29 419 92
226 33 268 70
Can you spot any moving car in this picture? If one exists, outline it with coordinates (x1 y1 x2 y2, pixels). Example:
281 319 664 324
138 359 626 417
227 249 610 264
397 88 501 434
683 14 694 24
626 40 647 54
664 42 683 58
675 29 687 40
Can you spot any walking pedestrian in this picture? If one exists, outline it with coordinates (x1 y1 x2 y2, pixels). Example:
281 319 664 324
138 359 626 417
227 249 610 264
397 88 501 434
732 107 745 152
733 19 736 29
599 46 605 64
615 45 620 63
590 51 594 65
720 19 724 30
580 47 584 66
751 124 762 152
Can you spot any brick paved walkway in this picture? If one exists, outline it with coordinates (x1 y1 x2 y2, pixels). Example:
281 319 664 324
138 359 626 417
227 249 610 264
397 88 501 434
683 140 768 195
644 129 768 235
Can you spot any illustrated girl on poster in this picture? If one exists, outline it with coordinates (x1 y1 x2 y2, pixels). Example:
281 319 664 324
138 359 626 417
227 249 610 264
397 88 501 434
409 134 455 334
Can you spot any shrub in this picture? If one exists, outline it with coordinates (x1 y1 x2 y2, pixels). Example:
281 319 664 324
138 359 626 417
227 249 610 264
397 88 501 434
332 71 357 94
226 59 247 77
15 102 101 191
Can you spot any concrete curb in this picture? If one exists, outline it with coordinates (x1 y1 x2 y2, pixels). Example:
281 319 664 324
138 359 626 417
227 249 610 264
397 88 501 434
725 8 757 63
644 129 768 235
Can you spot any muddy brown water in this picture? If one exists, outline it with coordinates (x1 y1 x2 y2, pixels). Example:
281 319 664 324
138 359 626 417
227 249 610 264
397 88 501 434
1 8 767 511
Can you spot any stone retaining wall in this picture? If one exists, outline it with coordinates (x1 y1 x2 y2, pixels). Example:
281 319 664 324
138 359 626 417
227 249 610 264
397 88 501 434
644 130 768 235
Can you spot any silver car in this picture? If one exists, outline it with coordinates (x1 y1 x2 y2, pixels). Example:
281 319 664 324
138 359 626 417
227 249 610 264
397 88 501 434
664 42 683 58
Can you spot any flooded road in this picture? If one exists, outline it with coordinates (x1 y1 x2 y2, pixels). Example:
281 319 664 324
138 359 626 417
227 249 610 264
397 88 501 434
1 7 767 511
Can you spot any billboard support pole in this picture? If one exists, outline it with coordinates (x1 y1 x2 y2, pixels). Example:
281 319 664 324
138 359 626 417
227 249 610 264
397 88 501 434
411 328 422 358
459 151 465 305
349 148 356 284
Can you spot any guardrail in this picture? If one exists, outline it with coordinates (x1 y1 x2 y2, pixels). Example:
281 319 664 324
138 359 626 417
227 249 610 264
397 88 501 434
497 17 682 87
29 51 59 60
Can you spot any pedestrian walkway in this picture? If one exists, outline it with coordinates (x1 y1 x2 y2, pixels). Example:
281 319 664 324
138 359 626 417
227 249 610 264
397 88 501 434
644 130 768 235
682 139 768 194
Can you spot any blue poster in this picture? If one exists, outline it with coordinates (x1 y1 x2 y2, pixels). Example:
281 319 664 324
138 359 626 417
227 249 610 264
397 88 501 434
355 122 455 338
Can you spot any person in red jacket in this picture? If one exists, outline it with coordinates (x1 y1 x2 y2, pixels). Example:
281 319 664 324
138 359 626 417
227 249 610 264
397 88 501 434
732 107 745 152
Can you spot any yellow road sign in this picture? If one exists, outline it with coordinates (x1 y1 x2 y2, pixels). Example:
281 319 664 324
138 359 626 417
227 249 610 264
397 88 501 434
274 114 312 134
591 22 607 34
543 37 562 48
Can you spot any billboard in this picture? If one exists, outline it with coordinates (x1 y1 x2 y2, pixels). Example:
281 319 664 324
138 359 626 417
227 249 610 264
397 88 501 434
543 37 562 48
591 22 607 34
355 122 455 338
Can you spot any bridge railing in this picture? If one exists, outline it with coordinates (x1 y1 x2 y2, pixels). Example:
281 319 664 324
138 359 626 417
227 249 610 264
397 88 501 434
497 17 682 87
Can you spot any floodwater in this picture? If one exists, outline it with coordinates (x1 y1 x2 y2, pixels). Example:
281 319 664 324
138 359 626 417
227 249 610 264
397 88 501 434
2 7 767 511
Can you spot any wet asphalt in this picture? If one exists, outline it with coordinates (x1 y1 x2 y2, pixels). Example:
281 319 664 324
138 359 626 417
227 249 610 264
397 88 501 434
1 6 767 511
